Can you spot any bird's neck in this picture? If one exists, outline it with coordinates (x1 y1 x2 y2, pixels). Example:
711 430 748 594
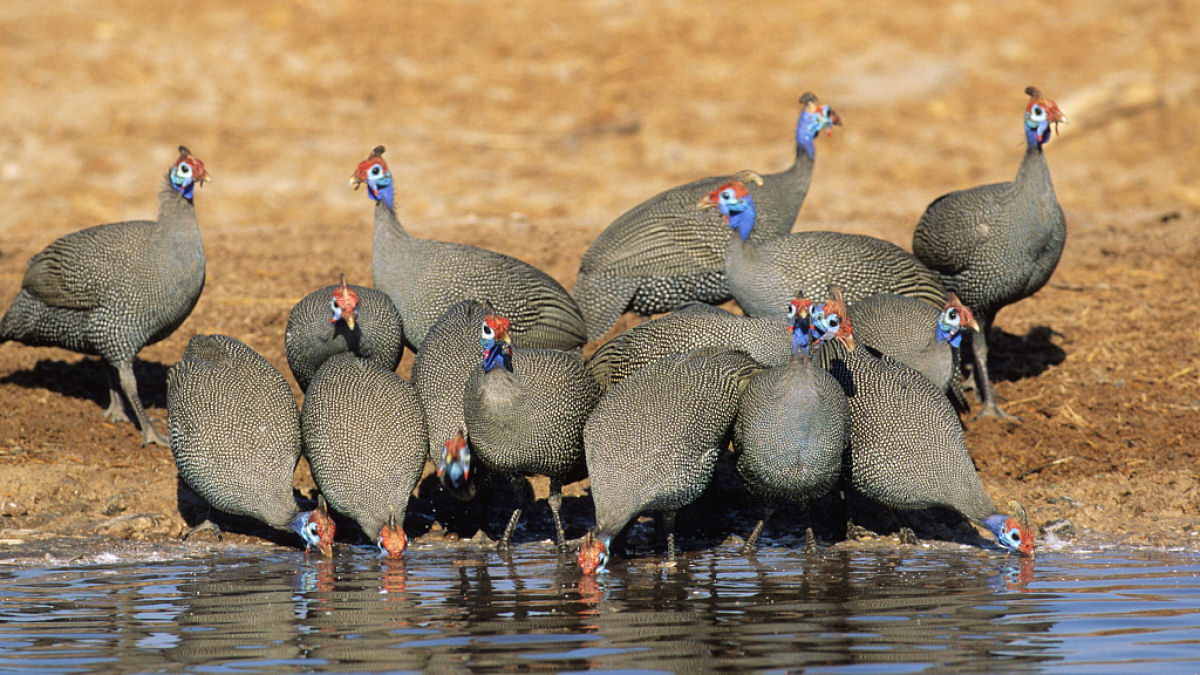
1013 143 1056 199
374 200 411 241
155 188 202 242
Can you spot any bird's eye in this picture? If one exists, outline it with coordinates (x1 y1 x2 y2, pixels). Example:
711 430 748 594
827 315 839 329
370 165 383 177
721 189 735 200
305 521 318 538
177 163 191 176
481 323 494 339
786 303 797 318
1029 105 1047 122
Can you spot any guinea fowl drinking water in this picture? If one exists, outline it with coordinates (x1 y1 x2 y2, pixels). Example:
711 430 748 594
460 313 600 549
699 180 948 322
572 93 841 342
912 86 1068 420
732 297 850 553
809 287 1034 557
284 273 404 391
352 146 586 351
167 334 333 556
0 146 209 446
578 348 759 575
301 352 429 558
585 302 792 394
847 293 979 412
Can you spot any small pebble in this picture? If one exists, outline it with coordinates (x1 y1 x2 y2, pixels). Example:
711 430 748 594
1043 519 1076 540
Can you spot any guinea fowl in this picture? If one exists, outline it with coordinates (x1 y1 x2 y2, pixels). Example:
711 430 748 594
301 352 428 558
586 302 792 394
167 334 333 556
809 287 1034 557
572 93 841 341
409 299 490 501
284 273 404 391
912 86 1068 419
847 293 979 412
699 180 948 321
1 146 209 446
352 146 586 350
578 348 759 575
460 313 600 549
732 298 850 553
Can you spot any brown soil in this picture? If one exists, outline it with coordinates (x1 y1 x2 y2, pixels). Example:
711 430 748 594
1 1 1198 557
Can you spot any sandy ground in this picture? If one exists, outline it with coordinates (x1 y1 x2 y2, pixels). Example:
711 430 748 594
1 0 1198 559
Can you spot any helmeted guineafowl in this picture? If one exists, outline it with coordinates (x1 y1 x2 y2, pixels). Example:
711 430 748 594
167 334 333 555
300 352 428 558
284 273 403 391
573 94 840 341
586 302 792 394
352 146 586 350
1 146 209 446
578 348 759 574
460 312 600 549
847 293 978 412
912 86 1068 420
410 299 490 500
699 180 948 322
732 298 850 553
810 287 1033 557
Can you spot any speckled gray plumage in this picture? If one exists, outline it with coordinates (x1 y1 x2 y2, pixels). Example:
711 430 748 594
167 334 302 531
371 201 585 351
463 345 600 545
1 166 205 445
812 339 997 525
573 123 824 342
300 353 428 541
285 282 403 391
584 349 759 543
410 300 489 469
586 303 791 393
727 231 948 321
733 345 850 511
847 294 965 409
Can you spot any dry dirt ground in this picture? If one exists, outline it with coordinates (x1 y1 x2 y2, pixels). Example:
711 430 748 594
1 1 1198 559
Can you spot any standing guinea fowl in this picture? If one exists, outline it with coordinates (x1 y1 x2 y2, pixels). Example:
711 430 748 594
0 146 209 446
578 348 759 575
301 352 428 558
352 146 586 351
586 302 792 394
699 180 948 322
847 293 979 412
167 334 333 556
732 298 850 553
912 86 1068 419
572 93 841 342
460 313 600 550
284 273 404 391
410 299 491 501
809 287 1034 557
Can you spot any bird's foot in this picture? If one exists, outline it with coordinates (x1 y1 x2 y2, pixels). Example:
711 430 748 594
140 421 171 447
739 541 758 556
102 403 130 424
972 401 1022 422
898 527 919 546
846 521 876 541
183 520 222 542
804 527 817 553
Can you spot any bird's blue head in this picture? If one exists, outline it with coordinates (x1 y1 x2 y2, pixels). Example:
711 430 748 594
788 297 814 355
329 273 359 331
480 314 514 373
437 430 472 491
697 180 757 242
809 286 856 352
1023 86 1067 148
984 514 1036 558
935 293 979 348
169 146 209 202
578 531 611 575
796 92 841 160
377 509 407 559
351 145 394 208
290 496 335 557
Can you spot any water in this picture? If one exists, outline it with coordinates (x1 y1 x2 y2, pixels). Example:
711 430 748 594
0 542 1198 674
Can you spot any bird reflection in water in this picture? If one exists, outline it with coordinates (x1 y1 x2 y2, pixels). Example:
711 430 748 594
992 556 1036 592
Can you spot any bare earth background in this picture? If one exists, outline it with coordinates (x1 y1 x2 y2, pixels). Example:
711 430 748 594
1 0 1197 556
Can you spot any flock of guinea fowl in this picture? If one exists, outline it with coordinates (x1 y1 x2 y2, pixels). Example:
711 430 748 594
1 85 1066 572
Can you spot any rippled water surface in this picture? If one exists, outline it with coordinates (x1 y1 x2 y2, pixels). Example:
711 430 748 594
0 543 1198 673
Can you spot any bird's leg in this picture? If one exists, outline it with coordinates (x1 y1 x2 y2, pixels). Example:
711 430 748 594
115 361 169 446
547 477 569 553
182 506 222 541
659 510 678 564
740 507 774 555
497 476 529 550
969 326 1021 421
804 527 817 553
102 366 130 423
